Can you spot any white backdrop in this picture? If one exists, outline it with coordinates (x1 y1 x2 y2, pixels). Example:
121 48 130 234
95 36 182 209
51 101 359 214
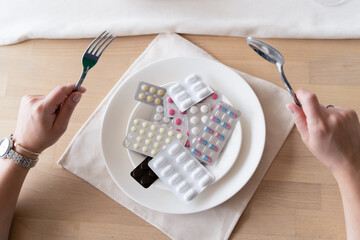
1 0 359 45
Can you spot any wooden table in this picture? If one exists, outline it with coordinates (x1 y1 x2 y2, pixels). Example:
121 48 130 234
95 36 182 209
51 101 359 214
0 35 359 239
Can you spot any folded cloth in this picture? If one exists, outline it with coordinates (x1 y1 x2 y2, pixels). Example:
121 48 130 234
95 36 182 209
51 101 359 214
58 33 294 240
1 0 360 45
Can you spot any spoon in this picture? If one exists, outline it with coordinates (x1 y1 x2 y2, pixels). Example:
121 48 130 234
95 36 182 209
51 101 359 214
246 37 302 107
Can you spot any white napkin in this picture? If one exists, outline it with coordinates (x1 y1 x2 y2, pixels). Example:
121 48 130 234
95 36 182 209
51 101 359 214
1 0 360 45
58 33 294 240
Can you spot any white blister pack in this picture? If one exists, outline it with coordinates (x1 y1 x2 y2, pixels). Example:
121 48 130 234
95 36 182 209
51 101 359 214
167 74 214 112
123 118 187 157
148 140 215 203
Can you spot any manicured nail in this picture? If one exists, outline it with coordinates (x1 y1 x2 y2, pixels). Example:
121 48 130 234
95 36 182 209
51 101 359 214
72 94 82 103
286 105 294 114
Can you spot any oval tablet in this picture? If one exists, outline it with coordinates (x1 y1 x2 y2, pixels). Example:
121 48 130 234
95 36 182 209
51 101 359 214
191 81 203 92
161 165 173 177
176 181 188 193
184 160 196 171
197 89 211 99
180 98 193 110
168 173 181 185
192 167 204 179
168 144 181 155
184 189 197 201
153 157 165 168
199 175 213 187
176 152 187 163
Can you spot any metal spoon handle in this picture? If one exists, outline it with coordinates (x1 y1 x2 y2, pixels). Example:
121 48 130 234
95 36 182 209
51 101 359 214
277 64 302 107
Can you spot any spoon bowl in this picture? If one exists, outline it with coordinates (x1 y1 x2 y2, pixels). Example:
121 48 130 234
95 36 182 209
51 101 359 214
246 37 302 107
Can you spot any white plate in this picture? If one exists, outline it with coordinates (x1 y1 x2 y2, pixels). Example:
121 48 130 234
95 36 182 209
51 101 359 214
127 92 242 190
101 57 266 214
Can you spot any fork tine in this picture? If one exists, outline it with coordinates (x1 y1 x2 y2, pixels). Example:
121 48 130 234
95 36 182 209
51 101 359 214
94 34 113 56
85 30 106 53
89 32 109 54
97 35 116 58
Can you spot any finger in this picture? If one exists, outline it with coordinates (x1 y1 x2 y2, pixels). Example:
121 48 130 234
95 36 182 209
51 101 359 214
296 88 322 124
44 84 86 113
286 102 309 142
53 91 83 133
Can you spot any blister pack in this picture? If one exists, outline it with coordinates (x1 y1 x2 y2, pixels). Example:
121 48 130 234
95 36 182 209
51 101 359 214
148 140 215 203
190 101 241 164
201 91 222 104
134 81 166 106
123 118 187 157
163 94 187 119
130 156 158 188
167 74 214 112
187 103 212 143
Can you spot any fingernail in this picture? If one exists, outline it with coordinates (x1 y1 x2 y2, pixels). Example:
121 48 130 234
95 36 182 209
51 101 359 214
286 105 294 114
72 93 82 103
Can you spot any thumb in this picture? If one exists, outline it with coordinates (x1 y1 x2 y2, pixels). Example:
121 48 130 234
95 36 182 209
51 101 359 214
286 103 309 142
53 92 82 133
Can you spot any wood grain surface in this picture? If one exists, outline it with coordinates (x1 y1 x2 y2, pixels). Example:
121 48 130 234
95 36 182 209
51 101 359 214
0 34 359 240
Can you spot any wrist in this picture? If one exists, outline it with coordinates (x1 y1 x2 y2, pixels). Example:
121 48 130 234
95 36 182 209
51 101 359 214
333 160 360 185
13 145 39 160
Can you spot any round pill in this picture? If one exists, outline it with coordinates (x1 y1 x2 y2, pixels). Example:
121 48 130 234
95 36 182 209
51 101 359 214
154 142 160 148
163 146 167 150
131 127 136 132
154 98 161 105
142 122 148 128
141 84 149 91
191 127 200 135
151 149 157 155
133 143 139 149
201 116 208 123
156 106 164 113
168 131 174 136
157 135 162 141
147 96 154 102
142 146 148 152
211 93 218 99
175 118 182 125
151 125 156 131
168 109 175 116
154 113 162 121
139 129 145 135
190 106 199 114
148 132 154 138
190 116 200 125
149 87 156 93
159 128 165 133
145 139 151 145
200 105 209 113
158 89 165 96
167 97 173 103
165 138 171 144
163 117 170 123
184 189 197 202
136 137 142 142
179 110 186 114
134 119 140 125
176 133 183 139
138 93 146 100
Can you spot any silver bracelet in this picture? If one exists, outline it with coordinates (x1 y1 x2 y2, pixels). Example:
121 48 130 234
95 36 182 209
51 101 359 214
14 142 41 156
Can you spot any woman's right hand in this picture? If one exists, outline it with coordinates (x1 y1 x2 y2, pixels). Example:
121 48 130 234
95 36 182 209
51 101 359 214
286 88 360 177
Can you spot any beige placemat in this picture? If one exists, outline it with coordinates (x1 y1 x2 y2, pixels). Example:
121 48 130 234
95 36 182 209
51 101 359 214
58 33 294 240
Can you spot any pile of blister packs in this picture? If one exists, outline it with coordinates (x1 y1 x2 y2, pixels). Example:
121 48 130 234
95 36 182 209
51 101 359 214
123 74 241 203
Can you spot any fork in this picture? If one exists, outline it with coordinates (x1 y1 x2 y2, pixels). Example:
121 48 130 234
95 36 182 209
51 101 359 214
74 31 116 91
